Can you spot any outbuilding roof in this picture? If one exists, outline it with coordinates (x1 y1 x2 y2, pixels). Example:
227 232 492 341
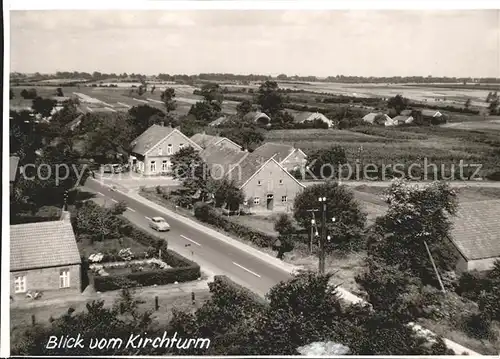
11 219 81 271
450 200 500 261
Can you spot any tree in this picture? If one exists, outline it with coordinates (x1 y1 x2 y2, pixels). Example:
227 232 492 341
188 101 220 123
161 88 177 113
387 94 410 115
306 145 347 179
369 180 458 286
212 179 244 211
488 99 499 115
55 87 64 97
464 99 471 110
293 182 367 251
32 97 57 118
20 88 37 99
274 213 296 259
200 83 224 107
271 111 295 129
236 99 253 117
74 201 122 242
127 105 169 136
151 85 156 94
81 112 135 160
220 117 265 150
170 146 208 198
257 81 284 118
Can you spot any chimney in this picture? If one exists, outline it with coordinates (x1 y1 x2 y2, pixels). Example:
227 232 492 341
60 210 71 223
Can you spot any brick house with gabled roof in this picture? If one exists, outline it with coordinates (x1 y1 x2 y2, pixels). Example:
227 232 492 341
129 124 202 175
450 200 500 272
251 142 308 173
200 146 305 212
10 212 82 299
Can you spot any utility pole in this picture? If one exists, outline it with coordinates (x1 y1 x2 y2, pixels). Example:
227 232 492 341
318 197 327 274
306 209 319 254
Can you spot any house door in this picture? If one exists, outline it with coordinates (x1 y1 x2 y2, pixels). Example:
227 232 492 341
267 194 274 210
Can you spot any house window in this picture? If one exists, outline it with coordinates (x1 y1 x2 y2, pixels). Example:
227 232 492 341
162 160 168 172
167 161 172 171
59 269 70 288
253 197 260 205
14 275 26 293
158 147 163 155
243 200 248 206
167 144 173 155
179 143 184 150
150 161 156 173
279 179 283 185
257 180 262 186
282 195 288 203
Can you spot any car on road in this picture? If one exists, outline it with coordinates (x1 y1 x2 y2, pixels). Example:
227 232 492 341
149 216 170 232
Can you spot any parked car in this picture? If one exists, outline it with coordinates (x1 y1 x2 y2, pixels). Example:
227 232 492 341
149 216 170 232
102 164 123 174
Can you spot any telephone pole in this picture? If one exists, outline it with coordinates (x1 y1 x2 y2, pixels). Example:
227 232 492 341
318 197 327 274
306 209 319 253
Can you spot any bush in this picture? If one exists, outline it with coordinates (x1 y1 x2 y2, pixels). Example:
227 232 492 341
93 249 201 292
462 313 494 340
194 203 277 248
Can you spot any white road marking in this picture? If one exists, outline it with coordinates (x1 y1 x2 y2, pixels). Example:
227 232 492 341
105 107 117 112
180 235 201 247
110 198 118 203
117 102 131 108
147 98 163 104
127 207 136 212
145 216 151 221
232 262 261 278
133 98 149 103
86 107 94 112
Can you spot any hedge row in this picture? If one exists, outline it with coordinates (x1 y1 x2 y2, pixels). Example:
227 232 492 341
210 275 269 307
93 249 201 292
194 203 277 249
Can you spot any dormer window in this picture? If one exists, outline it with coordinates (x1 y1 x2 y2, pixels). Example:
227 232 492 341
167 144 173 155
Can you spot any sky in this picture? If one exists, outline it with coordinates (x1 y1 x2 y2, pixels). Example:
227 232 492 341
9 10 500 77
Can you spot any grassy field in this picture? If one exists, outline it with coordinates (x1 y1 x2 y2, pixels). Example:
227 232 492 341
265 126 500 178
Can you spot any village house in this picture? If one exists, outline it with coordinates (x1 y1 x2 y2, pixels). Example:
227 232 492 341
190 132 242 151
10 211 82 299
209 111 271 127
391 115 415 126
362 112 393 126
129 124 202 175
200 146 305 212
450 200 500 273
294 112 334 128
251 142 308 172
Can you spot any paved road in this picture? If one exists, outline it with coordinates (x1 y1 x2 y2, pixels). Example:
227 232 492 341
83 178 291 298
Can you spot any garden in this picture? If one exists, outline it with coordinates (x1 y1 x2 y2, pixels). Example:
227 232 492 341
73 200 201 292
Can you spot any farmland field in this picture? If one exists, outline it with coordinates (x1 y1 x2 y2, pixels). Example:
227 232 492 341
277 81 492 109
265 127 500 179
10 85 239 116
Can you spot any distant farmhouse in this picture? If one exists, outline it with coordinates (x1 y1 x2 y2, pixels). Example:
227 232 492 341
294 112 334 128
190 132 242 151
209 111 271 128
200 140 305 212
362 112 393 126
129 124 202 175
10 211 82 299
450 200 500 273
